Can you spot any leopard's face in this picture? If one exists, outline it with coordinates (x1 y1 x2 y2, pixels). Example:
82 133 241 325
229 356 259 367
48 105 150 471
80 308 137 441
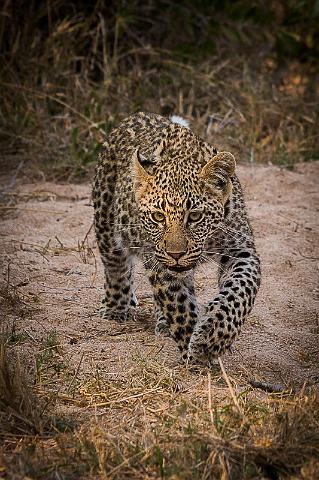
137 187 225 272
133 147 235 273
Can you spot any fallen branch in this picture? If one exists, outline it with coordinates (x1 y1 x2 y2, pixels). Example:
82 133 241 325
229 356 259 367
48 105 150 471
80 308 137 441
249 379 288 394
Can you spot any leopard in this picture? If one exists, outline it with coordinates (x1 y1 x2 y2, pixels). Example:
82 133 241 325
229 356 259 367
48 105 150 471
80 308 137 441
92 112 261 363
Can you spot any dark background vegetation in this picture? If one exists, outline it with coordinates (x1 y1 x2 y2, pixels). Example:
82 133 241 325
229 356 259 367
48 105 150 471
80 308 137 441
0 0 318 180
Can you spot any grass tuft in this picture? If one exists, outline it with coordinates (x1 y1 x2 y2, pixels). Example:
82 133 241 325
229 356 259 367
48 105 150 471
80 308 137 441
1 278 318 479
1 334 318 479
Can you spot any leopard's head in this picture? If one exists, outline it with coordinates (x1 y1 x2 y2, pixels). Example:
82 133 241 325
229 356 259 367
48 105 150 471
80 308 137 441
132 135 235 273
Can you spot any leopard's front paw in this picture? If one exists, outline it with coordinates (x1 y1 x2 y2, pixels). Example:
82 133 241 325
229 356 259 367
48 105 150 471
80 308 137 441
98 305 126 322
98 304 136 323
187 338 212 366
187 318 229 364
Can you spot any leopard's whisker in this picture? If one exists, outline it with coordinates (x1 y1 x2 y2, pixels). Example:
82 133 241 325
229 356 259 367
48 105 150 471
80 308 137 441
108 223 144 226
203 250 245 261
207 235 244 252
217 225 244 241
218 225 253 243
201 254 228 275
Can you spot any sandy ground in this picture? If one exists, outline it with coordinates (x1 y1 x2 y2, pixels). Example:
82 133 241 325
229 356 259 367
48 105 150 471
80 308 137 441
1 162 319 398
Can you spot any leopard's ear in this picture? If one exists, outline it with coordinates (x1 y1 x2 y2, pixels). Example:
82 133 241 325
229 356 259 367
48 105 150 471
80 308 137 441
199 152 236 190
133 139 166 183
153 138 166 159
132 148 152 183
132 149 153 201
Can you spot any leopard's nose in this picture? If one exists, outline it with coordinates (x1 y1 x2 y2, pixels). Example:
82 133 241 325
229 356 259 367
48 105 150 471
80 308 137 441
168 251 185 261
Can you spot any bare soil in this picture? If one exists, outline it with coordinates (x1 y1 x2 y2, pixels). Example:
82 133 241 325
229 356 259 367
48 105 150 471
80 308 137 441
1 162 319 401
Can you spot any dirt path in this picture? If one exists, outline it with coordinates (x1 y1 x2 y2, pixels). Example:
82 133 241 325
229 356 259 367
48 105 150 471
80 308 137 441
1 162 319 395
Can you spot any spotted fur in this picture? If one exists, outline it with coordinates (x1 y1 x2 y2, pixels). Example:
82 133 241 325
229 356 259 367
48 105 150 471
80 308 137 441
92 112 261 363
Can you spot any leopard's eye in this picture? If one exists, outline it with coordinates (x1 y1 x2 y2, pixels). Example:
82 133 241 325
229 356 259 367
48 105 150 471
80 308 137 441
188 211 203 223
215 176 227 189
151 211 165 223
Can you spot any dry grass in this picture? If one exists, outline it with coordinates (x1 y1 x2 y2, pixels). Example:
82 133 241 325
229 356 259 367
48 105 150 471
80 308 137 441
1 332 318 479
0 2 318 181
